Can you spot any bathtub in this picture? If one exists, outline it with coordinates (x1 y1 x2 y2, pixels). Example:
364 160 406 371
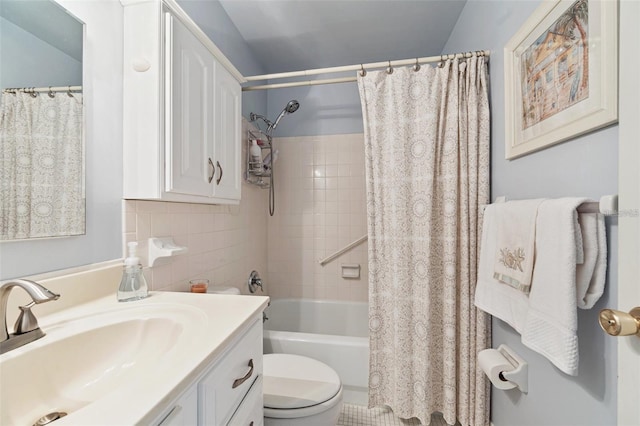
263 298 369 405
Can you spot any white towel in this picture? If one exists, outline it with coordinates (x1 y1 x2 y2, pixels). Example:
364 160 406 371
475 203 530 333
575 212 607 309
476 198 608 376
493 199 545 293
521 198 590 376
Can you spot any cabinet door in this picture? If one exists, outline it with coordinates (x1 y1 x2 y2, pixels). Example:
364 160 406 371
165 13 215 197
213 64 241 200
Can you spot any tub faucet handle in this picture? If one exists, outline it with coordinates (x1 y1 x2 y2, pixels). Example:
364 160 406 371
248 270 264 293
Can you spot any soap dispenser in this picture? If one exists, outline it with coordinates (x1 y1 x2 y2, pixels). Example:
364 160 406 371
118 242 149 302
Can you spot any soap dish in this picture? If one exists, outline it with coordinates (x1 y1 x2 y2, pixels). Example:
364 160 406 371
148 237 188 266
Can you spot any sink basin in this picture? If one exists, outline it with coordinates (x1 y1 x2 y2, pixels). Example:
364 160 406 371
0 302 205 426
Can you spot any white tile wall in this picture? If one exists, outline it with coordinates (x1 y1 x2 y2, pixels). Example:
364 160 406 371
266 133 368 301
122 120 269 294
122 128 368 301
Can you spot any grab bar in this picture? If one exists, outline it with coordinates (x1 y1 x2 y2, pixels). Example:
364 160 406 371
318 234 368 266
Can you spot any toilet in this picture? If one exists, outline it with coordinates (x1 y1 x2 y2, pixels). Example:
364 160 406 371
206 285 241 295
263 353 343 426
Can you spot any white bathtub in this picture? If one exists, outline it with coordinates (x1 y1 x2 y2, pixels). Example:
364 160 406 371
263 298 369 405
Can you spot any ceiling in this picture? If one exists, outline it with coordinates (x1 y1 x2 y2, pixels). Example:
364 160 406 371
219 0 468 75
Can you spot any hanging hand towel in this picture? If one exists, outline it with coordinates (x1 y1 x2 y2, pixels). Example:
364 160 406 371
493 199 545 293
475 203 531 333
575 211 607 309
521 198 590 376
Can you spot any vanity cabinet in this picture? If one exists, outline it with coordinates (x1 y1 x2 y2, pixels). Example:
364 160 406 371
155 318 263 426
157 386 198 426
122 0 242 204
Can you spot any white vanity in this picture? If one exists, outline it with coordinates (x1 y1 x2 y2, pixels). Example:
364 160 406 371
0 263 269 426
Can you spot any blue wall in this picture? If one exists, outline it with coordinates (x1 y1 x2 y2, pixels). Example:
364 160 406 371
442 1 617 425
265 74 364 137
177 0 267 119
0 17 82 93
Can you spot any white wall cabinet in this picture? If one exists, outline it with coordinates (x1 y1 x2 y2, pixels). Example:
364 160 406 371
154 319 263 426
123 0 242 204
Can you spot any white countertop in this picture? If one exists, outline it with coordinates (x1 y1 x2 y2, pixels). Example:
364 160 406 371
0 291 269 425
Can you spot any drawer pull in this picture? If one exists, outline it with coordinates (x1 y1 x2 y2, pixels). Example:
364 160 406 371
216 161 223 185
208 158 215 183
232 359 254 389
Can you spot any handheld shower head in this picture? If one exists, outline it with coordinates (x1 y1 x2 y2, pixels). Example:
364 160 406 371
270 100 300 131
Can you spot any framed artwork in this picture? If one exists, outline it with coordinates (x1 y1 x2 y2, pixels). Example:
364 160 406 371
504 0 618 159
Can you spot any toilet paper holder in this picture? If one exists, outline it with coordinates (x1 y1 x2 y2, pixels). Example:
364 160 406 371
495 344 528 394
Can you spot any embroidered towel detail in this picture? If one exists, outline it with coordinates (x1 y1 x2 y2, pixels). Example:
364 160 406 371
493 199 545 293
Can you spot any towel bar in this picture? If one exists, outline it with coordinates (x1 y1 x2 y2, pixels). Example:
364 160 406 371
495 195 618 216
577 195 618 215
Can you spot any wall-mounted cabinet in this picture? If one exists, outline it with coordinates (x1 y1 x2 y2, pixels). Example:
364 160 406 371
122 0 242 204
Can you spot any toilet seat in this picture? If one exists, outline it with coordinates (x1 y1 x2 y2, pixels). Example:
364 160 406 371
263 354 343 419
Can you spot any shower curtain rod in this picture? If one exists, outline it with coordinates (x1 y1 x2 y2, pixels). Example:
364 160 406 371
2 85 82 95
242 49 490 91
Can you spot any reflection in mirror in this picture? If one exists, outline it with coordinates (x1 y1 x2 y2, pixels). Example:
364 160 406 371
0 0 84 241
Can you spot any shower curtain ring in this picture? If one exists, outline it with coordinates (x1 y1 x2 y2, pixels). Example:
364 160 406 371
413 58 421 72
67 86 73 97
386 60 393 74
48 86 55 98
30 87 37 98
359 64 367 77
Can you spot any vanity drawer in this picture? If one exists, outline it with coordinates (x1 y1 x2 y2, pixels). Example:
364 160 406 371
227 375 263 426
200 319 263 425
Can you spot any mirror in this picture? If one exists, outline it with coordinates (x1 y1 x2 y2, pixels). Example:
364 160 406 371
0 0 84 241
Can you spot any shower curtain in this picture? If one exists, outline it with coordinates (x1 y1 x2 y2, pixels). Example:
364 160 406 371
0 92 84 239
357 55 490 426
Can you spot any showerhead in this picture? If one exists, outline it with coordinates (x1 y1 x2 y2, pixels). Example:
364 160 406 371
271 99 300 130
249 100 300 135
285 100 300 114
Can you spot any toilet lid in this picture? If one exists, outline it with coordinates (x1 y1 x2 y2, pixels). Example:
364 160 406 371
263 354 341 409
206 285 240 295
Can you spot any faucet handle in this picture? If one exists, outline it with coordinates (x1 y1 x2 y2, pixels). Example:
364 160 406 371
14 302 39 334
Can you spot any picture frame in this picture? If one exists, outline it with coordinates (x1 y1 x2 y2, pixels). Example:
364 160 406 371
504 0 618 160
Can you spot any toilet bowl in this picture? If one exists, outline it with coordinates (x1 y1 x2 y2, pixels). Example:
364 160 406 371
206 285 241 295
263 353 343 426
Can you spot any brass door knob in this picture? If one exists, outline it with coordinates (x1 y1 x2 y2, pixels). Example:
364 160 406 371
598 307 640 336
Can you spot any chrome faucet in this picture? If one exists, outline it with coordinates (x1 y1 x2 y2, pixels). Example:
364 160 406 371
248 270 263 293
0 279 60 354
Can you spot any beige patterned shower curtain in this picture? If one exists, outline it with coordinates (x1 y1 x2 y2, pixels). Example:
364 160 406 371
357 55 490 426
0 92 84 239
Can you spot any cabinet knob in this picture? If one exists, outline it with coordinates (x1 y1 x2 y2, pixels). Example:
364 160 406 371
132 58 151 72
598 307 640 336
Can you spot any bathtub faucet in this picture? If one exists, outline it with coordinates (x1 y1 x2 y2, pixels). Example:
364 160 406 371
248 270 263 293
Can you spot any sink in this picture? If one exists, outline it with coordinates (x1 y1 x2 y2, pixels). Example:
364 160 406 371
0 302 205 426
